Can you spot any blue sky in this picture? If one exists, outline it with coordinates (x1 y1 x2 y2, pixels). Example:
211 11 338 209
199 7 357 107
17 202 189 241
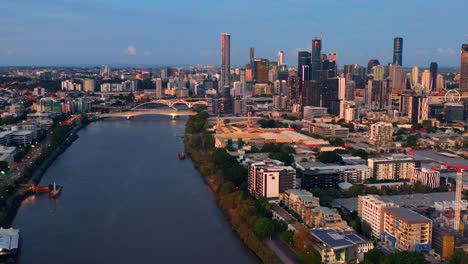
0 0 467 67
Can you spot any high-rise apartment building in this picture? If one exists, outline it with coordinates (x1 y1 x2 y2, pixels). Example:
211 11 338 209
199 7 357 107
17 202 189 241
411 66 419 86
460 44 468 94
248 160 296 200
83 79 95 92
393 37 403 66
220 33 231 93
358 195 396 238
382 207 432 252
368 154 416 180
311 38 322 81
422 70 431 92
155 78 162 99
369 122 393 147
367 79 389 110
372 65 385 81
390 64 404 92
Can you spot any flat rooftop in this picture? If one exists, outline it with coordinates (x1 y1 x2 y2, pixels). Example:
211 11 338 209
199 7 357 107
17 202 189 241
412 150 468 167
384 207 431 223
333 192 457 212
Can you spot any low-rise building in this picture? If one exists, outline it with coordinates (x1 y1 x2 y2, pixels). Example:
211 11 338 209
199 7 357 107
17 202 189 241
279 189 319 219
411 167 441 188
11 130 34 146
0 146 16 164
382 207 432 252
302 169 340 190
307 123 349 138
307 207 348 228
309 228 374 264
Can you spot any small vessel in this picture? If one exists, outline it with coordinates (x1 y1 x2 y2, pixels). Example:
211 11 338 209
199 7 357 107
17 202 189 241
178 151 186 160
49 182 63 198
0 228 20 256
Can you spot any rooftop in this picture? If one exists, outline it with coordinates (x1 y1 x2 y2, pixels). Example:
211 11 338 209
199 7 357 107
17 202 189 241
384 207 431 223
309 229 370 250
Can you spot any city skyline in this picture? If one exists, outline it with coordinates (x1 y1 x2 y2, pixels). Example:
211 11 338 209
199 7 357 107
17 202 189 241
0 0 467 67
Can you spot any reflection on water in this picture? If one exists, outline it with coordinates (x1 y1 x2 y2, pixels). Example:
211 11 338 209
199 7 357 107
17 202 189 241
11 116 256 264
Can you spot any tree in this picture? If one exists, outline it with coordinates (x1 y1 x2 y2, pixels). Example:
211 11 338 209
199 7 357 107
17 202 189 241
317 151 343 164
347 184 363 197
404 135 418 147
362 249 385 264
361 220 372 237
351 149 369 160
269 152 294 166
0 161 8 173
253 218 275 238
330 137 345 147
237 138 244 149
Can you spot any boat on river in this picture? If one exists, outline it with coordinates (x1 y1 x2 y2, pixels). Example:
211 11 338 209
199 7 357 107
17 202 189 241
49 182 63 198
178 152 186 160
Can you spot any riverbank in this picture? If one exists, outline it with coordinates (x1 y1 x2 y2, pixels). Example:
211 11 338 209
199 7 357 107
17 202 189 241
184 112 283 264
0 120 87 227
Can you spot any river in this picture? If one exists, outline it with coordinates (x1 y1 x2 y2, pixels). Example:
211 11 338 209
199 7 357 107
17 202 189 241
11 116 257 264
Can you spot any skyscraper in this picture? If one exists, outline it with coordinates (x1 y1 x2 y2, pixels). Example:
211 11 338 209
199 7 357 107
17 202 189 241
221 33 231 92
430 62 438 91
367 59 380 74
390 65 404 93
372 65 385 81
460 44 468 94
393 37 403 66
298 51 311 81
411 66 419 87
311 38 322 81
250 47 255 66
422 70 431 92
277 50 284 66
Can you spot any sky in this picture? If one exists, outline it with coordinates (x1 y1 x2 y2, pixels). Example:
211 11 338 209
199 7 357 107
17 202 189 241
0 0 467 67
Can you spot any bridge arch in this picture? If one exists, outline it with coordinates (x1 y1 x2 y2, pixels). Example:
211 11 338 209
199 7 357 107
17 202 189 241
132 99 208 110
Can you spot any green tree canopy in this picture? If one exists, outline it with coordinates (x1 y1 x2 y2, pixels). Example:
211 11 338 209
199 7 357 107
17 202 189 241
253 217 275 238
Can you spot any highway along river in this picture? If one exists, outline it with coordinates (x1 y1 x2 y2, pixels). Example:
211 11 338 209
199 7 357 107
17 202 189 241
11 116 257 264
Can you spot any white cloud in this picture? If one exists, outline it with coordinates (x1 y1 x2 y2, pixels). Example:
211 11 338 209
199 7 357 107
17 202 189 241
436 47 455 55
124 45 137 56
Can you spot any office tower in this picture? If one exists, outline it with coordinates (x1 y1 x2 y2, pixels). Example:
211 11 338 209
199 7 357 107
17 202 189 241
253 59 269 83
298 51 311 80
411 66 419 86
343 65 353 80
322 59 337 80
277 65 288 81
289 76 301 105
369 122 393 146
311 38 322 81
393 37 403 66
320 77 343 115
460 44 468 94
367 80 389 110
302 80 321 108
430 62 438 91
250 47 255 66
220 33 231 93
421 70 431 92
277 50 284 66
372 65 385 81
155 78 162 99
367 59 380 74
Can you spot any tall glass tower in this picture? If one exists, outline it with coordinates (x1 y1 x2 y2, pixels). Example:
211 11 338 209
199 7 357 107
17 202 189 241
311 38 322 81
220 33 231 93
429 62 438 91
393 37 403 66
